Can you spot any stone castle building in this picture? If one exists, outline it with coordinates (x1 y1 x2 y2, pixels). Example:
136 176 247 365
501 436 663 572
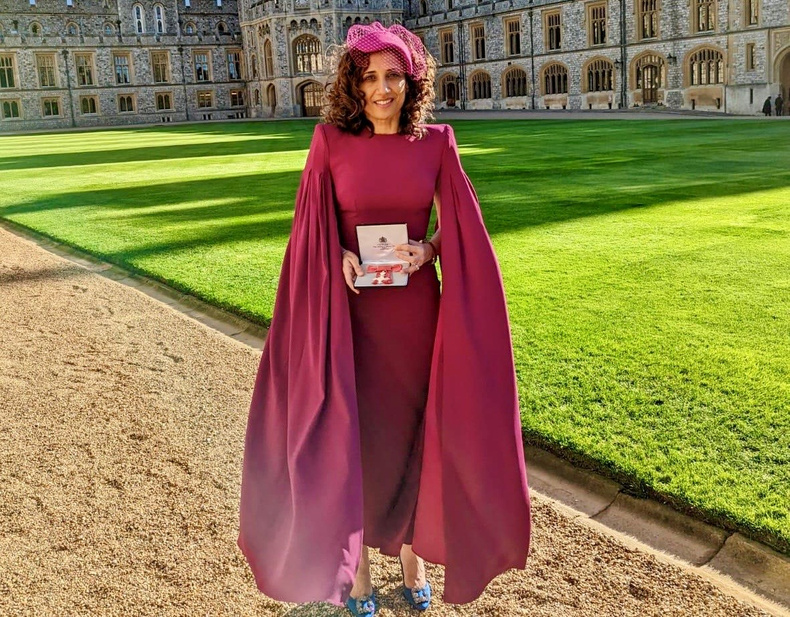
1 0 789 130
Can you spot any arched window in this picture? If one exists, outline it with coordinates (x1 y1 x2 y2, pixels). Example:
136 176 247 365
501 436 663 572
156 93 171 110
419 0 428 15
264 40 274 78
251 54 258 79
133 4 145 34
119 95 134 112
255 88 261 106
81 96 97 114
438 74 458 104
218 22 227 35
2 101 20 118
67 22 78 36
470 71 491 99
185 22 195 35
689 48 724 85
104 22 115 36
31 22 41 35
542 63 568 95
154 5 165 34
293 35 323 74
267 83 276 109
503 67 527 97
586 59 614 92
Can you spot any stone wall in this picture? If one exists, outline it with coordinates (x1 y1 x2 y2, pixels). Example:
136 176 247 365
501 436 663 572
0 0 246 131
407 0 790 115
2 0 790 131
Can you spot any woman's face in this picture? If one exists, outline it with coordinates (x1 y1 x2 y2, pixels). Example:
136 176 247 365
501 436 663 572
359 51 407 131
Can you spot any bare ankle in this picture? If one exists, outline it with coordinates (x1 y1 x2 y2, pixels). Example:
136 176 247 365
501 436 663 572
350 546 373 597
399 544 426 588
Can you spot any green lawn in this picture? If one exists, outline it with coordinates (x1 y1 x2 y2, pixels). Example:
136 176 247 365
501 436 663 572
2 119 788 553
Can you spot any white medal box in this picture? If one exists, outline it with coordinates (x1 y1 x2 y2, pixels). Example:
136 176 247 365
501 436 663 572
354 224 410 288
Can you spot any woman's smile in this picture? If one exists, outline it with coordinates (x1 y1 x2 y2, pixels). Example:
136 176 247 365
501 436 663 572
360 52 407 133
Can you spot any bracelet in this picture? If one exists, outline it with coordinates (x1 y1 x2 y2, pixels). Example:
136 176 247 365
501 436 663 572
426 239 439 264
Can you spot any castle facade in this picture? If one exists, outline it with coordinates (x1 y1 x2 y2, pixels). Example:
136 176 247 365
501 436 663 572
1 0 789 131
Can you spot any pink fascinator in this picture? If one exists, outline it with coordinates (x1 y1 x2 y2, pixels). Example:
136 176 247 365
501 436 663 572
346 22 428 80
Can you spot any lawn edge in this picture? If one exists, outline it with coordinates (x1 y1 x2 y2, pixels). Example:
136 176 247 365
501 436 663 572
0 217 274 328
522 431 790 557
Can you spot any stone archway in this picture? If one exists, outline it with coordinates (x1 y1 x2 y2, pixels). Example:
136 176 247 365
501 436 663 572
297 81 323 117
267 83 276 116
780 50 790 108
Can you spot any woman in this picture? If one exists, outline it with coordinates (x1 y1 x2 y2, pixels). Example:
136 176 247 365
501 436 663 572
238 22 531 617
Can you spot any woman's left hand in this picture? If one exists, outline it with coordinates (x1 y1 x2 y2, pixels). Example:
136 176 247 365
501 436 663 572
394 239 433 275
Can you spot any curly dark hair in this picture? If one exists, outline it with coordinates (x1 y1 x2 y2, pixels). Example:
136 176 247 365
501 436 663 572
323 49 436 138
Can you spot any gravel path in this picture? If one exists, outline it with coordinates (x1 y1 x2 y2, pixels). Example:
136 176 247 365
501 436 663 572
0 226 777 617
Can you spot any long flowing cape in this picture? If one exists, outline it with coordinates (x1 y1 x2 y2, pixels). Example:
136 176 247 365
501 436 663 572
238 124 530 606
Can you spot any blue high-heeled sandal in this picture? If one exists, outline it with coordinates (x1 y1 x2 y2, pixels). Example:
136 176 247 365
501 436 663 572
345 590 377 617
399 556 432 611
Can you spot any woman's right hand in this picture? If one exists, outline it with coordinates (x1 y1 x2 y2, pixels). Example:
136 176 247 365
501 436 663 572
342 249 364 295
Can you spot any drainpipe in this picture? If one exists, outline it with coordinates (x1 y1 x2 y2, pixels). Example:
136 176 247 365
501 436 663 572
457 21 466 109
528 6 535 109
619 0 627 108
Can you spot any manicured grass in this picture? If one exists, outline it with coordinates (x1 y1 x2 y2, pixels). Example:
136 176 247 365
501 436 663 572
2 118 788 553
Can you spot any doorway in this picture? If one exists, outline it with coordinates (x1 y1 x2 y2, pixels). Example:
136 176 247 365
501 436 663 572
780 51 790 105
267 84 276 116
642 64 659 104
299 81 323 117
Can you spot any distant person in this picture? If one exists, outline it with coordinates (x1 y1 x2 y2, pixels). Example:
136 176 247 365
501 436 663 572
762 96 772 116
776 95 784 117
237 21 531 617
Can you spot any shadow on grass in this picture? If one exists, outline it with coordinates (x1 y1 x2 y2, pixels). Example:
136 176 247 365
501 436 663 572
4 118 790 264
0 170 301 268
101 215 296 262
0 170 298 217
452 120 790 235
4 135 790 258
0 129 315 171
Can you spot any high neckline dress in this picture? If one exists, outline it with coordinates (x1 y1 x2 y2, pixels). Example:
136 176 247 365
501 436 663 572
328 126 444 553
238 123 531 608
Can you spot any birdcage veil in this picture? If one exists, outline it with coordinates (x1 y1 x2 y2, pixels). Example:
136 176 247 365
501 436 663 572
342 22 428 80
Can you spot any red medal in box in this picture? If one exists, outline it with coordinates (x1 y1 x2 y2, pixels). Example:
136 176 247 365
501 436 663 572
354 224 409 288
367 263 404 285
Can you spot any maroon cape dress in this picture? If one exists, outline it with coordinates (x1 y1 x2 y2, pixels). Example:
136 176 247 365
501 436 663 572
238 123 530 606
